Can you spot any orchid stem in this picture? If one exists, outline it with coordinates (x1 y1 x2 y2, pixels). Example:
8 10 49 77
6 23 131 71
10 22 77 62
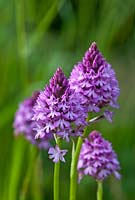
69 127 88 200
20 147 38 200
54 137 61 200
97 181 103 200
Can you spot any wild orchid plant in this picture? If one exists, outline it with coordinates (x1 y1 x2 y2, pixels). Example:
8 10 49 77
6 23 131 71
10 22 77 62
14 42 121 200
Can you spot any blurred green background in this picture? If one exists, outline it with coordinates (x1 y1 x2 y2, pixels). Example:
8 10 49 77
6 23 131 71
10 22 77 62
0 0 135 199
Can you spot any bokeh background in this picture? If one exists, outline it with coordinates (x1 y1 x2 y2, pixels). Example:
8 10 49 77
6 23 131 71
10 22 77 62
0 0 135 199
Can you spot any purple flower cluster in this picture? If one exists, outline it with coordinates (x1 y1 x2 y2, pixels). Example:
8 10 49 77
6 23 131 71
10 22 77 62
78 130 121 181
33 68 87 142
69 42 120 113
13 92 50 149
13 42 121 164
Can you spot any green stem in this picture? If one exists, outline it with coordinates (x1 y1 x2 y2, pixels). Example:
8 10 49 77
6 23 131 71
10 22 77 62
97 181 103 200
69 137 82 200
20 147 38 200
8 138 27 200
54 138 61 200
69 128 88 200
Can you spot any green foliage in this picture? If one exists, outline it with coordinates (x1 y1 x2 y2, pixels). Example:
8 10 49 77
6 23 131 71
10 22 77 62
0 0 135 199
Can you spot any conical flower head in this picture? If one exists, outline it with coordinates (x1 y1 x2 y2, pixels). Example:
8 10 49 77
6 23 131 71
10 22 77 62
33 68 87 141
78 130 121 181
69 42 120 112
49 68 69 98
13 91 50 149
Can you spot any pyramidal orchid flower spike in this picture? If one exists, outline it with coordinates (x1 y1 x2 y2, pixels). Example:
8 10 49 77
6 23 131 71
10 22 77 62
33 67 87 144
78 130 121 181
13 91 50 149
69 42 120 115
